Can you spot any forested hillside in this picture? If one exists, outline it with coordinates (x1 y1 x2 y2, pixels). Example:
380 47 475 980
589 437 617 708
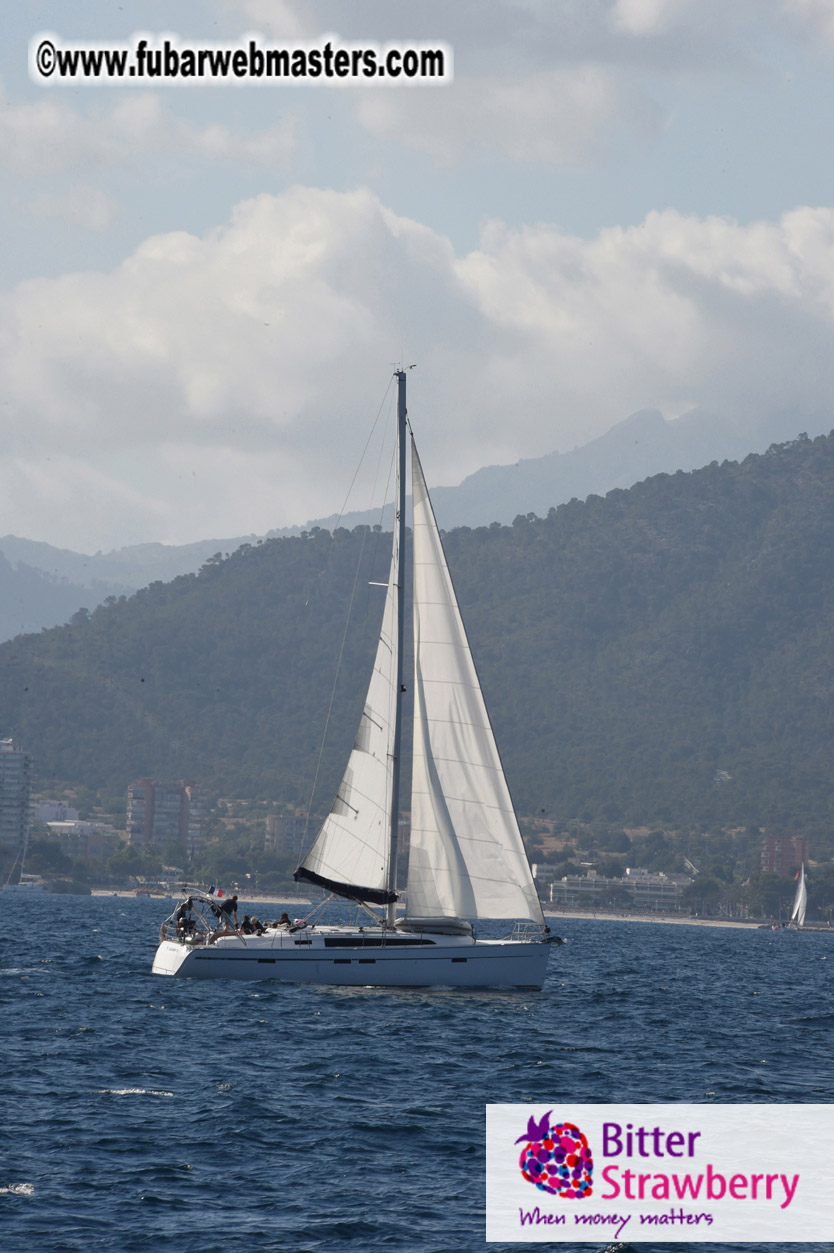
2 431 834 836
0 552 109 641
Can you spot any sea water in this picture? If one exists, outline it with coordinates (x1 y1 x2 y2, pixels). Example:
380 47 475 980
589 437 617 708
1 894 832 1253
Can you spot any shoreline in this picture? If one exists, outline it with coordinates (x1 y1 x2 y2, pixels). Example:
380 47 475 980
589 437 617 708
89 892 831 932
545 909 764 930
91 889 315 905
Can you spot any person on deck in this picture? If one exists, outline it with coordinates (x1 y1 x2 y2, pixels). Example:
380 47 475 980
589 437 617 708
175 898 195 936
214 894 239 931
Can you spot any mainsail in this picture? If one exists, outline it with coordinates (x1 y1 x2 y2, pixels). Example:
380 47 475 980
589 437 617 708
406 441 544 925
790 864 807 927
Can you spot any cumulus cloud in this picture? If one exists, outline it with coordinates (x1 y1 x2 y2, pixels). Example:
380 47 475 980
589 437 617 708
206 0 834 182
2 188 834 549
457 206 834 445
215 0 818 169
354 65 629 167
221 0 665 165
0 82 296 176
0 187 478 547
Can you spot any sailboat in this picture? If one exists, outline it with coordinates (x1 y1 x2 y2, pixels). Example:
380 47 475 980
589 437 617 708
789 864 807 928
2 780 44 894
152 371 551 987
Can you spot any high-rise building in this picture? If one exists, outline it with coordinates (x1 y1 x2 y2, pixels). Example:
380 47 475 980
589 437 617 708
126 778 153 847
183 784 205 861
0 738 33 875
264 812 306 857
761 833 809 876
127 778 205 859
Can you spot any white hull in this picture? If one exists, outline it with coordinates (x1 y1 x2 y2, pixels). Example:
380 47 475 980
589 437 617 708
152 927 548 988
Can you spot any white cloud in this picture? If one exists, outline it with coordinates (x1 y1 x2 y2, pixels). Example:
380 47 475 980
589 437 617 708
354 65 626 167
457 205 834 447
0 82 296 176
158 0 834 179
2 188 834 549
0 187 472 534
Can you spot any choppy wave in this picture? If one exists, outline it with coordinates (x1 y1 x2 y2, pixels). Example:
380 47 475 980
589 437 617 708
96 1088 175 1097
1 895 833 1253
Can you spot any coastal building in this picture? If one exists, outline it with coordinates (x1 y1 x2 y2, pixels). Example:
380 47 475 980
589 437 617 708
127 778 205 859
35 800 80 823
45 820 121 865
761 834 809 876
265 813 306 856
537 865 692 911
0 738 33 873
621 866 693 909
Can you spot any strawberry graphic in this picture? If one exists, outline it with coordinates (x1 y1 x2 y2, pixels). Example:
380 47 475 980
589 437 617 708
517 1115 593 1199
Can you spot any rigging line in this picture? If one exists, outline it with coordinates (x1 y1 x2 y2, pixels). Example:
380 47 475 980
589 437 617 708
299 377 397 859
302 377 396 618
328 375 397 533
364 396 398 626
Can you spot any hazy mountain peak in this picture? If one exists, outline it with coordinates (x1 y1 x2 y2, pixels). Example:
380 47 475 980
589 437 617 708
0 404 825 641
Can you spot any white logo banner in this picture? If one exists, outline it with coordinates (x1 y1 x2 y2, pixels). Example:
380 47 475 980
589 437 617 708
486 1103 834 1242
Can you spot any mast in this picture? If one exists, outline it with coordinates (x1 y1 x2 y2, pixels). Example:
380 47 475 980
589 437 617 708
386 369 408 925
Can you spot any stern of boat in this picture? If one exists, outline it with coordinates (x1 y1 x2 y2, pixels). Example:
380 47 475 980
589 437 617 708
152 939 193 977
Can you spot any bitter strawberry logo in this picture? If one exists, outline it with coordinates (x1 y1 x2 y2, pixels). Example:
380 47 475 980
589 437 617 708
516 1112 593 1199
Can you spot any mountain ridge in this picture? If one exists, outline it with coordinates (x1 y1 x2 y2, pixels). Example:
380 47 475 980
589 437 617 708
2 429 833 836
1 403 821 642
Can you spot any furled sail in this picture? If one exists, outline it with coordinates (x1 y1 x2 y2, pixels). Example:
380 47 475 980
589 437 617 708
790 864 807 927
406 440 544 924
296 472 401 905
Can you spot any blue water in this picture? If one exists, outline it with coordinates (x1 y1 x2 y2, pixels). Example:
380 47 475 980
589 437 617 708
2 895 832 1253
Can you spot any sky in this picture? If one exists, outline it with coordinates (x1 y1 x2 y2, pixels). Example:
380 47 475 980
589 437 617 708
3 0 834 552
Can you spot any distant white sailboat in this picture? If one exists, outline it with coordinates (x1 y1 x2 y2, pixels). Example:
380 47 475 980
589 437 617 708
152 370 552 987
2 798 44 893
790 864 807 928
1 874 46 893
